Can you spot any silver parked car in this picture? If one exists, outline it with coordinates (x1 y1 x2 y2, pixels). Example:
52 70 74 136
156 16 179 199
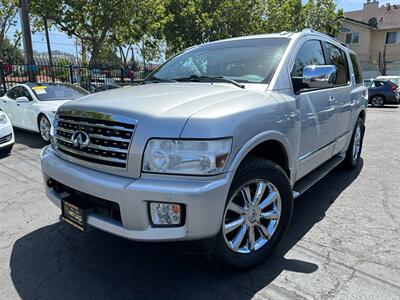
41 29 367 268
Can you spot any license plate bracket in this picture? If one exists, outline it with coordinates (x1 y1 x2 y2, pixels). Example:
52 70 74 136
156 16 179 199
61 198 92 231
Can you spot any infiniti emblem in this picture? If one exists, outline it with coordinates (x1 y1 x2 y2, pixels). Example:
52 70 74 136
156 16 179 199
71 131 90 149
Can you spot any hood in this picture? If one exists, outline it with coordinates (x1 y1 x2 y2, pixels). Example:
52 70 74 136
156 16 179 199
59 83 261 120
36 100 70 111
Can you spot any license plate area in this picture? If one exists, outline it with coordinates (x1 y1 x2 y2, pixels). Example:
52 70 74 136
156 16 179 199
61 198 92 231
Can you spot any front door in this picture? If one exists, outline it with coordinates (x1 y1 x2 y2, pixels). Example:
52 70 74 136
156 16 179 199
290 39 337 180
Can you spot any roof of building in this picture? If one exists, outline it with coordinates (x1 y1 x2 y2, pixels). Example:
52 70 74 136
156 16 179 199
343 2 400 30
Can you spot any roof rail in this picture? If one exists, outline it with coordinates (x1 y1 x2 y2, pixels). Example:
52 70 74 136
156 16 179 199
302 28 349 48
302 28 314 33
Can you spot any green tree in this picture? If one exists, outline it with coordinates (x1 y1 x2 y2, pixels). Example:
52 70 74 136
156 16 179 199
30 0 165 66
164 0 269 55
1 36 24 63
301 0 343 36
0 0 19 61
164 0 342 56
262 0 303 33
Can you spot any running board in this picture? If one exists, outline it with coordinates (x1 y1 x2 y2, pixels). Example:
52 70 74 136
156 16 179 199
293 154 345 198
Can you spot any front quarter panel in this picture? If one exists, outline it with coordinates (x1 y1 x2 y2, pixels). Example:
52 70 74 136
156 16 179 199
180 91 298 183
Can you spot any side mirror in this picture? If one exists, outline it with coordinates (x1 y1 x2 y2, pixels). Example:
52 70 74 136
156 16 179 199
302 65 337 89
16 96 30 103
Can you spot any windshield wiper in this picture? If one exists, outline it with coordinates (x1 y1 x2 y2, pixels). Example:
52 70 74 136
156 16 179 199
173 75 245 89
142 76 178 84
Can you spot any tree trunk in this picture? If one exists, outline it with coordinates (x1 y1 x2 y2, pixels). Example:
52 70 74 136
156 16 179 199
89 44 101 67
378 45 387 76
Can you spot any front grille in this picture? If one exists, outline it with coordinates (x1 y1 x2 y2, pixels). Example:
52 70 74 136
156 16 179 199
0 133 12 145
55 113 136 168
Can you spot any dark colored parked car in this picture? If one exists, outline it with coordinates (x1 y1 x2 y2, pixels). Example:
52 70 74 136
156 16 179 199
365 80 400 107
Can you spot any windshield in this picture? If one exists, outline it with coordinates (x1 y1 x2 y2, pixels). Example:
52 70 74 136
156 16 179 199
150 38 289 84
30 83 89 101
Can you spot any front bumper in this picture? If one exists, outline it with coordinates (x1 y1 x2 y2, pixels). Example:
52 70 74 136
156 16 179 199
0 121 14 149
41 146 231 241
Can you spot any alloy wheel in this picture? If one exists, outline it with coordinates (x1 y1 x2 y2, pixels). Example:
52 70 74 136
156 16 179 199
371 96 384 107
222 179 282 254
352 123 362 161
39 117 51 142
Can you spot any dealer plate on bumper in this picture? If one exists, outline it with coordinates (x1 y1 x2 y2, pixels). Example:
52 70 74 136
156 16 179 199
61 200 89 231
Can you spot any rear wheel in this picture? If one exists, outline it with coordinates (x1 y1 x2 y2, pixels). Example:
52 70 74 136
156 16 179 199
371 96 384 107
343 117 364 169
213 157 293 268
39 115 51 143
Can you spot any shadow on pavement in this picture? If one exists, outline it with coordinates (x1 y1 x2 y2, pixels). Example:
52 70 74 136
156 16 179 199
13 128 47 149
10 161 363 299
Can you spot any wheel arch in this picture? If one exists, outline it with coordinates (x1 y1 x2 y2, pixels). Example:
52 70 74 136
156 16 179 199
37 112 50 132
227 131 294 184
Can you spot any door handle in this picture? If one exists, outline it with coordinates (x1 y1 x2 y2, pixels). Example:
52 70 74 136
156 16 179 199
17 104 20 106
2 100 6 103
328 96 336 104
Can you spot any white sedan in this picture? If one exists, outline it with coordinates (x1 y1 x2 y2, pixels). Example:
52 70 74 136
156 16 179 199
0 110 14 153
0 83 89 142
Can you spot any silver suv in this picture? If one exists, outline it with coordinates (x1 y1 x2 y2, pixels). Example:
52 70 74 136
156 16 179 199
41 30 367 268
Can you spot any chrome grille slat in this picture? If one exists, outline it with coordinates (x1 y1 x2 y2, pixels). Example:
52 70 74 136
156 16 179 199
58 118 135 132
57 144 127 166
55 112 136 168
57 127 131 143
56 136 128 153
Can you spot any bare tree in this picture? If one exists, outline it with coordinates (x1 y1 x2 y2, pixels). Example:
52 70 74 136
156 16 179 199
378 45 387 76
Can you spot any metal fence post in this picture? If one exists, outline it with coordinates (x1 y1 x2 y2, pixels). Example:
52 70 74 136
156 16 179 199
69 64 74 84
0 61 7 93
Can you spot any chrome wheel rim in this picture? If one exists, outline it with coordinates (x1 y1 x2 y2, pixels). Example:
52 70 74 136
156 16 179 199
352 124 362 161
39 117 51 141
372 96 384 107
223 179 282 254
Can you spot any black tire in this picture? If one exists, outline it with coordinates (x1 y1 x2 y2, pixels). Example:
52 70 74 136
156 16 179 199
343 117 364 169
370 95 384 107
0 143 13 155
213 157 293 269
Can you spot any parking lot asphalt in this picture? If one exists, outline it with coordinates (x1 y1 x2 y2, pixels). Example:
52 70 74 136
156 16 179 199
1 107 400 300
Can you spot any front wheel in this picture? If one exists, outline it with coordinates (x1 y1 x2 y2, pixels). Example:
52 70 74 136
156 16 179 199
39 115 51 143
213 157 293 269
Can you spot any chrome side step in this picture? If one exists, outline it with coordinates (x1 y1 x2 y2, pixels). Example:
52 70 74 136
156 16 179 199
293 154 345 198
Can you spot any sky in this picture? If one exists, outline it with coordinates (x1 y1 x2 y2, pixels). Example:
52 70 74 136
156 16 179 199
7 0 400 57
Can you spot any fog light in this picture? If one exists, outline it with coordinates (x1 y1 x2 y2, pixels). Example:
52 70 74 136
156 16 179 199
149 202 183 226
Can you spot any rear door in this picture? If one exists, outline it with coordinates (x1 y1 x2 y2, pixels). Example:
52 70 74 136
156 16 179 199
321 42 353 154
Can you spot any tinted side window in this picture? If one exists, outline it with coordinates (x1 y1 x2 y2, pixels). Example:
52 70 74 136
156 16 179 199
291 40 326 93
324 42 349 86
350 53 363 84
6 87 18 99
20 87 33 101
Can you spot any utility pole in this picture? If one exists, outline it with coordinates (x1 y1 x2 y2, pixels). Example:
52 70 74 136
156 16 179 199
43 17 53 66
20 0 34 64
20 0 35 81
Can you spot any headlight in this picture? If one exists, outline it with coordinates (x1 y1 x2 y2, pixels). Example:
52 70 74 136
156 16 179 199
0 114 8 125
143 138 232 175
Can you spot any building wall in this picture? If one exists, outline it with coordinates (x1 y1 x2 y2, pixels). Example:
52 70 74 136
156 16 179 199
337 0 400 77
337 23 372 63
